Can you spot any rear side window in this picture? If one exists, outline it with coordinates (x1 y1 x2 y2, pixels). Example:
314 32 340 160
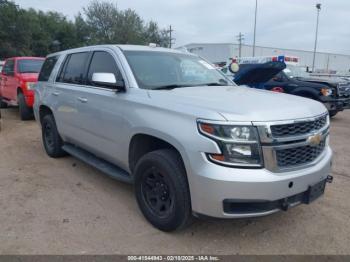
38 56 59 82
87 51 122 86
57 52 89 85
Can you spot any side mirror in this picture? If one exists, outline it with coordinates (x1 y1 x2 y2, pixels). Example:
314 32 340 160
91 72 125 91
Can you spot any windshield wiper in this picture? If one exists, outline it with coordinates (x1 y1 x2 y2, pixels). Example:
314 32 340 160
201 82 227 86
152 84 188 90
152 81 229 90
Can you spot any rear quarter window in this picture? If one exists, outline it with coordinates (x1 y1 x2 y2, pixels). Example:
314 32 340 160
38 56 59 82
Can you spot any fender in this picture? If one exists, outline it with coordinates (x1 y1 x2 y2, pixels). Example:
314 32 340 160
128 127 191 170
290 87 320 100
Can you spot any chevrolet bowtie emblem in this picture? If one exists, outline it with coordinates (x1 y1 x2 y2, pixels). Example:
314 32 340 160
308 133 322 147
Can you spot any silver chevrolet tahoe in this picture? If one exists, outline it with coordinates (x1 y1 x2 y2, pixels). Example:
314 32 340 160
34 45 333 232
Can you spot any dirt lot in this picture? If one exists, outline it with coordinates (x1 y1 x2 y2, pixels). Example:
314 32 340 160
0 107 349 255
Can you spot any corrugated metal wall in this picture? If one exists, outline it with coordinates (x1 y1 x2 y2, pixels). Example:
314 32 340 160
183 43 350 73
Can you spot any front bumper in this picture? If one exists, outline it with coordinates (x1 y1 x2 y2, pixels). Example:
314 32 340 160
24 94 34 107
23 89 35 108
187 146 332 218
322 97 350 111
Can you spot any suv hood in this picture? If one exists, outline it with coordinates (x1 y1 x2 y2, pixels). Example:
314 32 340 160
18 73 39 82
295 76 348 86
148 86 327 122
234 61 286 85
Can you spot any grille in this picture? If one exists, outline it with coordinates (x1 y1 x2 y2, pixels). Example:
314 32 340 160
276 140 325 168
338 83 350 97
270 115 327 138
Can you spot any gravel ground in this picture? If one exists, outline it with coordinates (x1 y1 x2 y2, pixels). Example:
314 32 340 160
0 107 349 255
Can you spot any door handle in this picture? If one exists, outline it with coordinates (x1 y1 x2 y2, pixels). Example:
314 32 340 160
52 91 60 96
77 97 88 103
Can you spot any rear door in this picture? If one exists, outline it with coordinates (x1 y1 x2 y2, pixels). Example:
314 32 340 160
53 52 91 143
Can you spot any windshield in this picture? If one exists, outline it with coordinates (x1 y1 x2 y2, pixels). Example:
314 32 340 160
124 51 235 90
17 59 44 73
284 65 309 78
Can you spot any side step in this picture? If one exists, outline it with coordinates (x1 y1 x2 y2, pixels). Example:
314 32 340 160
62 143 133 184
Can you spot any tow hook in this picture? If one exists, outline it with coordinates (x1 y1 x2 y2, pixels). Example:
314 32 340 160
326 175 333 183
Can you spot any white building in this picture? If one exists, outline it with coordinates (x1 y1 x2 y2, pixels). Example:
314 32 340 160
180 43 350 73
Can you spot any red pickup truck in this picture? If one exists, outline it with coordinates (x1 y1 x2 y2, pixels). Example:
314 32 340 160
0 57 44 120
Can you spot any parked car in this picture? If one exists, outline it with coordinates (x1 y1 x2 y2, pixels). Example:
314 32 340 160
0 57 45 120
232 62 350 117
34 45 333 231
0 61 5 73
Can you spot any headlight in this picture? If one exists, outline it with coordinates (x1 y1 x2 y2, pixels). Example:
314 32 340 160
321 88 332 96
198 122 263 167
25 82 36 90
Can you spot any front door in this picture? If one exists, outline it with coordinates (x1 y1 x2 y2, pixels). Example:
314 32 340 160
1 59 16 101
74 50 128 168
264 72 289 93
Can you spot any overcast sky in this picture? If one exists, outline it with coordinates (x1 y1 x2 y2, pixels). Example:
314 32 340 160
15 0 350 55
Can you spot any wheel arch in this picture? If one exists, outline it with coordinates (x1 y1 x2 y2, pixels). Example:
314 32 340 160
39 104 54 125
128 132 188 175
17 87 23 94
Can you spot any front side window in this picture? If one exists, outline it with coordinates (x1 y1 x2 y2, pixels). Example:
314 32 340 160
17 59 44 73
123 51 234 90
38 56 59 82
58 52 90 85
87 51 122 87
284 65 309 78
3 59 15 76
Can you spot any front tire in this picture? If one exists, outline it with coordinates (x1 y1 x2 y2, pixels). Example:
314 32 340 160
329 110 338 118
134 149 192 232
42 114 67 158
18 92 33 120
0 97 8 108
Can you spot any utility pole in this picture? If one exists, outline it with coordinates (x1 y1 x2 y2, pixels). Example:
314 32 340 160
252 0 258 57
312 3 321 72
236 32 245 58
168 25 175 48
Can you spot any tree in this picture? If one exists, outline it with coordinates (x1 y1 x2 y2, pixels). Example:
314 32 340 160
83 0 119 44
0 0 171 59
83 0 170 46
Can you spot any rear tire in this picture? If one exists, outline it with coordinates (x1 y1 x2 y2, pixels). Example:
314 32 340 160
0 97 8 108
134 149 192 232
42 114 67 158
18 92 33 120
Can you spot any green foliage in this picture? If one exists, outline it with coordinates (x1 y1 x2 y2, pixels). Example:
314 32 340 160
0 0 170 59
